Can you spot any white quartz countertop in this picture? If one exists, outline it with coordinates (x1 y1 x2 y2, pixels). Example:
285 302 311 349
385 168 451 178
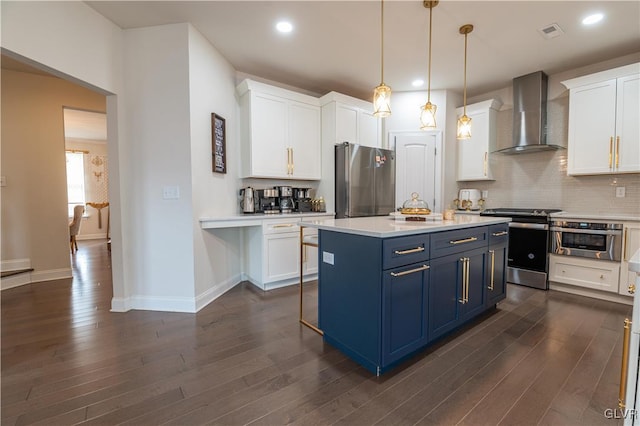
299 215 510 238
550 212 640 222
200 212 334 229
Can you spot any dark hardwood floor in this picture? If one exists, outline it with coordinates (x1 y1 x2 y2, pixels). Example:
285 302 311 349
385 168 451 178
1 240 630 425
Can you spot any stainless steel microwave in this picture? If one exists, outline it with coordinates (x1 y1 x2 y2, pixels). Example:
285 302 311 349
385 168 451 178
550 220 623 261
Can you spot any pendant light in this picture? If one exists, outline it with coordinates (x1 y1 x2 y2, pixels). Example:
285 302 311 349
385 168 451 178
373 0 391 117
457 24 473 140
420 1 438 130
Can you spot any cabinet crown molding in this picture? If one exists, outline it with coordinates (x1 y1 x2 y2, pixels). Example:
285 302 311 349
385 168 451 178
236 79 320 106
561 62 640 90
319 91 373 110
455 98 502 115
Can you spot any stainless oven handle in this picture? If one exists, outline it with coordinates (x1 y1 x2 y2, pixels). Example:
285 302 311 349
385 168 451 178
508 222 548 231
550 227 622 236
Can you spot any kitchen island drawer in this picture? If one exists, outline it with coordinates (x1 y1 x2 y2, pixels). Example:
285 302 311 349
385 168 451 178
430 226 488 258
383 235 430 270
489 223 509 246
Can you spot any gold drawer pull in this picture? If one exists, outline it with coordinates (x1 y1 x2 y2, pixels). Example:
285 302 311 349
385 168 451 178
619 318 632 409
488 249 495 290
629 284 636 295
390 265 429 277
491 231 508 237
450 237 478 245
272 223 295 228
394 247 425 255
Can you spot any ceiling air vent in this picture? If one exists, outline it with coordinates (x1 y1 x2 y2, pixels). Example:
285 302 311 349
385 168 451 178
538 23 564 39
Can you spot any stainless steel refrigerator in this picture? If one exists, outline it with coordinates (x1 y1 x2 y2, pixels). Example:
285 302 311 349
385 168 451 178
335 142 396 219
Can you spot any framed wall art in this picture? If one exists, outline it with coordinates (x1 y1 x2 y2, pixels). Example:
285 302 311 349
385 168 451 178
211 113 226 174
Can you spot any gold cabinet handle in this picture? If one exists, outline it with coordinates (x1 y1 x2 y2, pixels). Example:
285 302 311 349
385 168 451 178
619 318 632 409
609 137 613 169
616 136 620 169
394 247 425 255
488 249 495 290
491 231 508 237
629 284 636 295
458 258 469 304
390 264 429 277
483 152 488 177
450 237 478 245
290 148 294 175
272 223 295 228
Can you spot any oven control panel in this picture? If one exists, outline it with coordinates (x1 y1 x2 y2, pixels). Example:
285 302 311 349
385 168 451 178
550 221 623 231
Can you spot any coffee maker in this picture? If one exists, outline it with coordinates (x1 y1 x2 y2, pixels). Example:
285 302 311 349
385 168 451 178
277 186 294 214
257 188 279 214
293 188 312 212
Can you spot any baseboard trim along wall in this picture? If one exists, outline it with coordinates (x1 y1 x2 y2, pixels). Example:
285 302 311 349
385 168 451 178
77 234 108 241
111 274 242 313
1 259 72 290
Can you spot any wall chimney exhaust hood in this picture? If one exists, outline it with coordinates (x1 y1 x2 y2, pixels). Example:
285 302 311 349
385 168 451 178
496 70 564 154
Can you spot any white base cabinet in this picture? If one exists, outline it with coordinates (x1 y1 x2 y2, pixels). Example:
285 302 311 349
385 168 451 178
244 216 331 290
549 254 620 293
456 99 502 181
237 79 321 180
562 63 640 175
620 224 640 296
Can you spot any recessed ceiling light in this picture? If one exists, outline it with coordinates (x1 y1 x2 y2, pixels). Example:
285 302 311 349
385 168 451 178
276 21 293 33
412 79 424 88
582 13 604 26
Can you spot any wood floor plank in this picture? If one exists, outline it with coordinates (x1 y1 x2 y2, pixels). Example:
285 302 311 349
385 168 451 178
2 240 633 426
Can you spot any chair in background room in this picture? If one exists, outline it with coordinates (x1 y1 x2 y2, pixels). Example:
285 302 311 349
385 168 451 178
69 204 84 253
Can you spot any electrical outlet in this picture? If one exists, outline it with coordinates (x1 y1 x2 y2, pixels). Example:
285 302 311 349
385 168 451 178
482 190 488 199
616 186 626 198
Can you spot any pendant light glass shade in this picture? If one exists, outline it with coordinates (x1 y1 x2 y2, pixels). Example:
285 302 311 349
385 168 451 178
420 1 438 130
457 24 473 140
373 83 392 117
373 0 391 117
420 102 437 129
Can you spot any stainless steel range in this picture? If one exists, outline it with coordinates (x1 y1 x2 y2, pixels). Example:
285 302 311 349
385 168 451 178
480 208 562 290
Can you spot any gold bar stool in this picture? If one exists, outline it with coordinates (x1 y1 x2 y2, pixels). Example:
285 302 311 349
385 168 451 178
299 225 323 335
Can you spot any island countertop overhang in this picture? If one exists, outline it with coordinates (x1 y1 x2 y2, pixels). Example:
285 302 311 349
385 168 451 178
299 215 511 239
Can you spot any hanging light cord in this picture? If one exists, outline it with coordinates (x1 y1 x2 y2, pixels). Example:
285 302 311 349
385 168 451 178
462 30 468 116
427 4 433 102
380 0 385 84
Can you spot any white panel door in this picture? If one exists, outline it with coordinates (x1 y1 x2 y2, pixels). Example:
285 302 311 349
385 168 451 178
289 101 321 179
358 110 381 148
567 79 617 175
616 74 640 173
335 104 358 143
394 131 442 212
457 109 490 180
251 92 288 177
264 233 300 283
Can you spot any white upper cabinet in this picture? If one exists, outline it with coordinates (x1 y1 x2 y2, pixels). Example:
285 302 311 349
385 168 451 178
562 63 640 175
456 99 502 181
237 79 321 180
320 92 381 148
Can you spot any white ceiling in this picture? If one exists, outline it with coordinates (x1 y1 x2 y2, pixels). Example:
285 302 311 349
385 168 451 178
63 108 107 141
86 0 640 101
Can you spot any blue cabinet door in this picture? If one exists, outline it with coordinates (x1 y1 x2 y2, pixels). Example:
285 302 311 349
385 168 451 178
428 253 463 341
486 243 507 307
382 262 430 366
461 248 488 321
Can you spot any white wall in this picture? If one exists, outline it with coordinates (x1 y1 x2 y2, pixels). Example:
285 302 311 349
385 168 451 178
1 0 128 307
187 25 244 306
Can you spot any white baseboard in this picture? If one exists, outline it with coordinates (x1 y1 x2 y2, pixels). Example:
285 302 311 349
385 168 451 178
1 273 32 290
1 258 31 272
550 281 633 305
31 268 72 283
110 297 130 312
77 233 108 241
195 274 241 312
2 268 71 290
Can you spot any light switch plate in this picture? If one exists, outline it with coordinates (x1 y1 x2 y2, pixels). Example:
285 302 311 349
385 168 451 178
163 185 180 199
616 186 626 198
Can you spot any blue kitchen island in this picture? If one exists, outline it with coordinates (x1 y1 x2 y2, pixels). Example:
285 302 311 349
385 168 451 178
299 215 511 375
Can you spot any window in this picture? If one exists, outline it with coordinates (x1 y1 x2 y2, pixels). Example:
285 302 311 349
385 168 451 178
66 151 86 216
